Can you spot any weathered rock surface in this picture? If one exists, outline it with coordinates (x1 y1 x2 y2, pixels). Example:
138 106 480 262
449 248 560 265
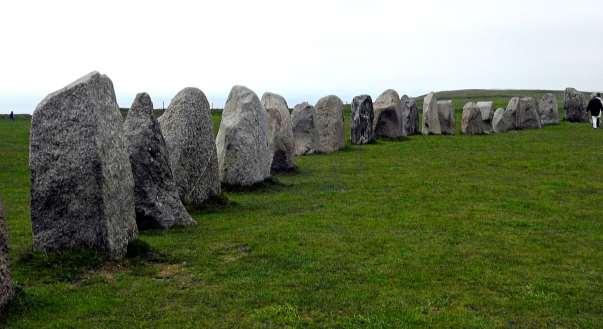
538 93 560 125
462 102 490 135
0 198 13 316
492 107 514 133
159 87 221 205
510 97 542 130
564 88 589 122
291 102 317 156
216 86 272 186
477 101 495 123
373 89 403 138
313 95 345 153
422 92 442 135
261 92 296 172
437 100 456 135
30 71 137 259
400 95 420 136
351 95 375 144
124 93 195 230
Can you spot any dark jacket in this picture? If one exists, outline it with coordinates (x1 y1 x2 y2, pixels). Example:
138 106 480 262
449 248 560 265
587 97 602 116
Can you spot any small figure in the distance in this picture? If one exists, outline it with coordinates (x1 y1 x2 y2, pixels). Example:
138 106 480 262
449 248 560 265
9 111 15 121
587 93 602 129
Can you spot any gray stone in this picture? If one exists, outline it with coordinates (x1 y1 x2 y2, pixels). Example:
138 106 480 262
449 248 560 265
510 97 542 130
373 89 403 138
261 92 296 172
492 107 514 133
477 101 495 123
30 71 137 259
0 198 13 316
313 95 345 153
216 86 272 186
538 93 560 125
291 102 317 156
351 95 375 145
422 92 442 135
462 102 491 135
158 87 221 206
400 95 420 136
437 100 456 135
124 93 195 230
564 88 589 122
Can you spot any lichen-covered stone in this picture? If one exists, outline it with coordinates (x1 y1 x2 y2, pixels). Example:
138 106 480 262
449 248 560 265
351 95 375 144
422 93 441 135
400 95 420 136
437 100 456 135
158 87 221 206
30 71 137 259
538 93 560 125
373 89 403 138
313 95 345 153
492 107 514 133
510 97 542 130
462 102 490 135
262 92 296 172
564 88 589 122
291 102 317 156
124 93 195 230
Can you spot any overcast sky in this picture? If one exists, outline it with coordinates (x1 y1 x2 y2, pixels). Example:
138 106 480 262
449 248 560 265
1 0 602 113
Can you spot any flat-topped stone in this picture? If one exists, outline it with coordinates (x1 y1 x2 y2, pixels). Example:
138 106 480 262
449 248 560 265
462 102 491 135
291 102 317 156
373 89 403 138
313 95 345 153
400 95 420 136
538 93 560 125
351 95 375 145
422 92 442 135
564 88 589 122
437 100 456 135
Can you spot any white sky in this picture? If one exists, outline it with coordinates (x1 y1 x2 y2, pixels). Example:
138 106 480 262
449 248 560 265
1 0 602 113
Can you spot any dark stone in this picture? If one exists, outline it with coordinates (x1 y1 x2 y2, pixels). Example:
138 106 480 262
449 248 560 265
351 95 375 145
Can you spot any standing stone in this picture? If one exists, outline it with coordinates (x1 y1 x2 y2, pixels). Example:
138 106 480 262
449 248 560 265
30 71 137 259
476 101 495 133
314 95 345 153
124 93 195 230
158 87 221 206
0 198 13 317
216 86 272 186
291 102 317 156
462 102 490 135
373 89 403 138
351 95 375 145
400 95 420 136
437 100 456 135
564 88 589 122
492 107 514 133
510 97 542 130
261 92 296 172
422 92 442 135
538 93 560 125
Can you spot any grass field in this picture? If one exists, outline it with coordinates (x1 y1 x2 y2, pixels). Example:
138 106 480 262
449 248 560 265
1 92 602 328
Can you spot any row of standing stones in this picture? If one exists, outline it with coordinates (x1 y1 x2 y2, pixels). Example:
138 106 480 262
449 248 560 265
0 70 592 316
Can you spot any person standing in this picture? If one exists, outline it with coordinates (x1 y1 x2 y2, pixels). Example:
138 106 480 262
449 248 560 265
587 93 602 128
9 111 14 121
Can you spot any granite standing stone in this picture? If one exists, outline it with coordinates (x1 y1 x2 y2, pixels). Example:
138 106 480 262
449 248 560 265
400 95 420 136
476 101 495 133
158 87 221 205
538 93 560 125
437 100 456 135
422 92 442 135
30 71 137 259
510 97 542 130
373 89 404 138
0 198 13 317
216 86 272 186
492 107 514 133
291 102 317 156
564 88 589 122
262 92 296 172
313 95 345 153
124 93 195 230
462 102 490 135
351 95 375 145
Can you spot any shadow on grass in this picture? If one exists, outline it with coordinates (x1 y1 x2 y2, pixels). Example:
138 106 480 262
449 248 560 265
185 193 233 214
222 177 290 194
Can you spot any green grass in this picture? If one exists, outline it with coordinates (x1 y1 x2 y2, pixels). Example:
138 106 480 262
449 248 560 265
1 93 602 328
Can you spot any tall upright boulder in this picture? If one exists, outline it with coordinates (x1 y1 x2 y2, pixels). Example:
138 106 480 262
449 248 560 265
351 95 375 145
492 107 514 133
29 72 137 259
422 92 442 135
124 93 195 230
158 87 221 205
314 95 345 153
476 101 495 133
538 93 560 125
462 102 490 135
400 95 420 136
261 92 296 172
0 198 13 316
564 88 589 122
373 89 403 138
510 97 542 130
437 100 456 135
216 86 272 186
291 102 317 156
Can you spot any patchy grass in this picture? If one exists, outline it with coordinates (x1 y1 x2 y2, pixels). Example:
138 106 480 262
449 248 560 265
0 92 602 328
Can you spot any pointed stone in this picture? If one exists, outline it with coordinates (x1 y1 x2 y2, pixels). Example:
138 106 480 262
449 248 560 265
262 92 296 173
216 86 272 186
158 87 221 206
351 95 375 145
314 95 345 153
124 93 195 230
422 93 441 135
373 89 403 138
291 102 317 156
30 71 137 259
